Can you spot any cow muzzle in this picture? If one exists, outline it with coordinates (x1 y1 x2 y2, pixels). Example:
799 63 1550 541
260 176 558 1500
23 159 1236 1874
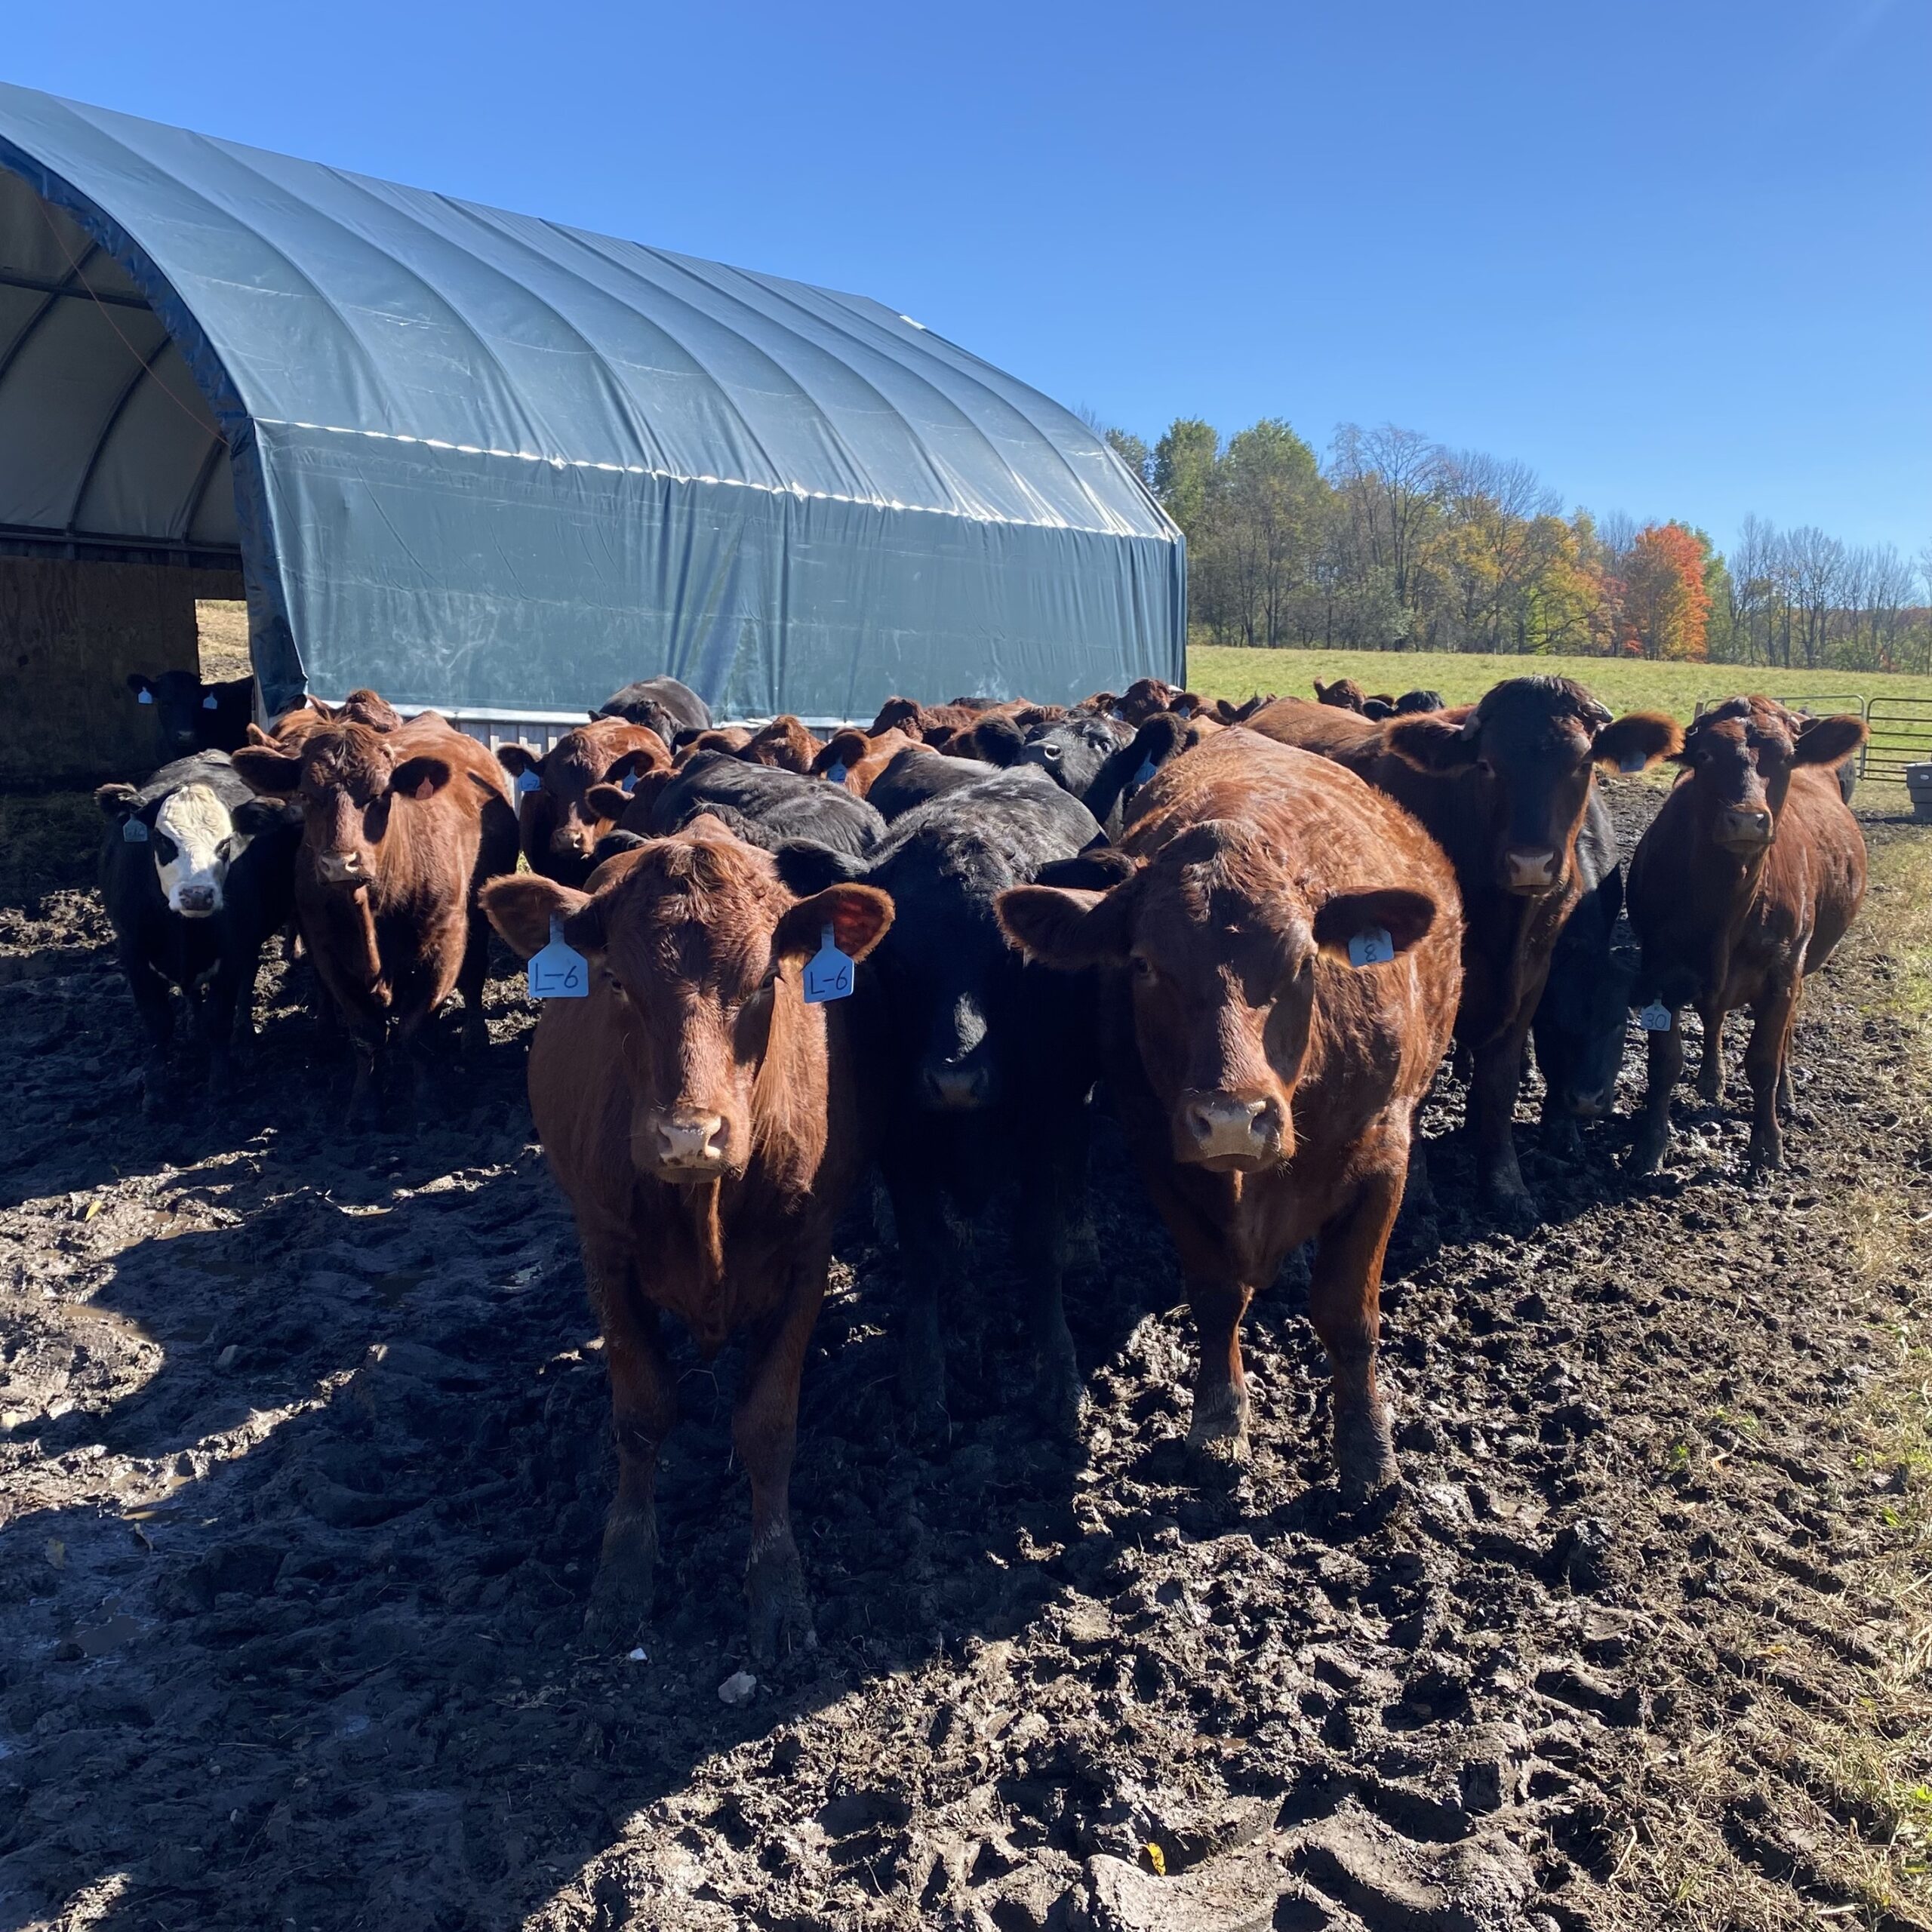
174 885 218 918
1568 1084 1611 1120
1716 808 1773 851
315 850 368 886
641 1109 731 1178
1500 846 1561 894
918 1057 994 1112
1177 1091 1287 1171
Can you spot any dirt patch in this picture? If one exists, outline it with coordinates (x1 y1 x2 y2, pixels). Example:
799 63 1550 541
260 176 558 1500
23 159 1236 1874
2 779 1930 1931
195 602 251 685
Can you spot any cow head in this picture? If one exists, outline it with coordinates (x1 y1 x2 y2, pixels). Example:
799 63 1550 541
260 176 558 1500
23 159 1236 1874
232 722 451 889
1383 677 1680 895
1670 697 1866 854
128 669 225 754
97 778 287 917
1313 677 1367 712
497 724 668 887
741 716 821 774
1020 712 1131 803
483 820 891 1183
998 823 1438 1172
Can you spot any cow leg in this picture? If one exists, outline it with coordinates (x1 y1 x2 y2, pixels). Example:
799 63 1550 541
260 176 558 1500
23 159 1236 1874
1309 1163 1403 1507
1630 1011 1684 1175
734 1261 826 1662
1745 980 1799 1172
1694 1003 1727 1103
200 953 244 1105
583 1254 676 1646
1183 1275 1255 1475
120 947 175 1118
883 1151 952 1439
457 909 491 1057
1469 1034 1539 1228
1539 1081 1582 1161
1014 1109 1085 1434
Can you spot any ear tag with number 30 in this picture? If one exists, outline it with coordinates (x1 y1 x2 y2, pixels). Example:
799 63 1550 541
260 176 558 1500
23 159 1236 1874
1638 1001 1672 1032
802 923 854 1004
136 687 153 705
1347 927 1395 968
515 768 542 795
528 916 588 999
826 761 848 787
122 817 149 843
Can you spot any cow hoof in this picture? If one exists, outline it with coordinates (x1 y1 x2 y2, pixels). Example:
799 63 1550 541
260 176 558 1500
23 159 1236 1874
1034 1361 1087 1439
1335 1403 1399 1510
1185 1403 1251 1485
1747 1137 1783 1174
583 1509 657 1647
1482 1186 1541 1232
746 1549 814 1665
1542 1121 1583 1164
1627 1129 1668 1177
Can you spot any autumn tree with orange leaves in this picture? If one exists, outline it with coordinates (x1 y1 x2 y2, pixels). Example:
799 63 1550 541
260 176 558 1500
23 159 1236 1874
1619 522 1712 660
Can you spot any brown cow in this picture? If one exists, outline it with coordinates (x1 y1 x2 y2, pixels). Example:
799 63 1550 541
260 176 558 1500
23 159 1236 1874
675 726 755 764
1312 676 1368 711
740 715 823 774
254 688 406 747
481 823 893 1654
1249 678 1679 1224
998 730 1463 1501
497 718 670 887
1627 697 1866 1174
808 725 924 795
232 715 517 1122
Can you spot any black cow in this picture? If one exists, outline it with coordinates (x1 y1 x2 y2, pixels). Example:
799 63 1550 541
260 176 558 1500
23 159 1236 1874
128 671 254 761
95 753 299 1112
1530 789 1634 1157
596 750 886 858
1018 711 1134 830
1395 690 1447 715
865 746 1001 820
777 768 1103 1435
592 678 712 746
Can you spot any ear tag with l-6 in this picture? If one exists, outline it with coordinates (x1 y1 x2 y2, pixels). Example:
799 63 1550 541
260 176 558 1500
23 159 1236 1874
1638 1001 1672 1032
136 687 153 705
1347 927 1395 968
1132 756 1158 787
515 768 541 795
826 761 848 787
122 817 149 843
802 922 854 1004
528 915 587 998
202 692 219 711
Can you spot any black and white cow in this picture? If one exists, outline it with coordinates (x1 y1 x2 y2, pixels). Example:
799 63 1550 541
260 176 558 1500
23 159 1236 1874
96 753 300 1112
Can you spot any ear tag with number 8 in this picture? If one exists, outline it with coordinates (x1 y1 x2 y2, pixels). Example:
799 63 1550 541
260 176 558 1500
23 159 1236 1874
528 915 587 998
122 817 149 843
136 687 153 705
826 761 848 787
1347 927 1395 968
802 922 854 1004
1638 1001 1672 1032
515 768 542 795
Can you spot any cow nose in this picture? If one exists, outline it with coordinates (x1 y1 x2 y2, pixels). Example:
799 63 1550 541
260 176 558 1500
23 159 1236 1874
1180 1092 1284 1164
650 1112 730 1174
1502 847 1559 892
176 885 217 916
1718 808 1773 848
1570 1086 1610 1119
920 1060 992 1112
316 851 364 883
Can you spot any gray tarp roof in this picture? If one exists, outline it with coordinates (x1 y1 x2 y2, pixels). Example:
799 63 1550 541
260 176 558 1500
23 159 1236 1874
0 82 1183 718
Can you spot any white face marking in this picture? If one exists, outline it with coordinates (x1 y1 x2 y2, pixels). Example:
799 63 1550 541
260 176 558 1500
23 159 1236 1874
153 783 247 916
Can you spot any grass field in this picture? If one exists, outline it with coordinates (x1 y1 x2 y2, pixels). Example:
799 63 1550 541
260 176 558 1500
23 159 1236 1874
1189 644 1932 725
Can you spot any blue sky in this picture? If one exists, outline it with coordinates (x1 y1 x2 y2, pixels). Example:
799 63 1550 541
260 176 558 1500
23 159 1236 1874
8 0 1927 558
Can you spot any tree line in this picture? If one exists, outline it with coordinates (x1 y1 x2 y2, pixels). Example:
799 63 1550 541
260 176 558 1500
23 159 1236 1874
1101 417 1931 671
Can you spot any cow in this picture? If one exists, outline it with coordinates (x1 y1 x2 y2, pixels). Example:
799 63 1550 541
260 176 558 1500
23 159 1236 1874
863 745 1001 820
592 677 712 745
995 729 1463 1502
601 749 886 859
481 823 893 1654
775 768 1106 1435
675 726 755 764
1313 677 1371 712
255 688 407 749
740 716 823 774
808 726 924 797
1626 697 1867 1174
1529 788 1633 1158
496 719 671 888
232 715 518 1124
1017 710 1135 828
1395 689 1447 715
95 753 300 1112
1247 678 1681 1224
128 669 254 761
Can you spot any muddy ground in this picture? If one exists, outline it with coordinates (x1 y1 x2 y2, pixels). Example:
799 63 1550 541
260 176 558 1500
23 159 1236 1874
2 777 1930 1932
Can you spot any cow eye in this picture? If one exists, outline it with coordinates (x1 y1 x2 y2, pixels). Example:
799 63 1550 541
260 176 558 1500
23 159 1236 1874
1131 954 1155 980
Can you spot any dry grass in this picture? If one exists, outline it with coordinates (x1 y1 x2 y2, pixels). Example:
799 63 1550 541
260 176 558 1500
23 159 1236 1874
195 600 251 683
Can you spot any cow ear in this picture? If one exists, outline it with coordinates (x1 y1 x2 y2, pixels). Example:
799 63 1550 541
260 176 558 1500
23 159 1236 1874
584 782 632 823
777 884 894 965
391 756 451 802
774 841 866 895
608 737 666 780
230 797 291 838
1312 887 1438 962
245 721 278 747
590 831 649 872
1793 712 1866 767
1593 712 1683 772
232 746 303 795
481 874 595 959
95 782 139 819
1385 712 1481 774
497 743 543 779
996 882 1134 970
1033 848 1140 891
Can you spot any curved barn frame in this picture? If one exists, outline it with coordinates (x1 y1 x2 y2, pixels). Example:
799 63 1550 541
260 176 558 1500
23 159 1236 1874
0 82 1183 728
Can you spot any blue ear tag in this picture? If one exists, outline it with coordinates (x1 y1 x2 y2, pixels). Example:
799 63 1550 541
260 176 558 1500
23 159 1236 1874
802 922 854 1004
515 768 541 795
620 768 638 794
136 688 153 705
528 915 588 998
1638 1001 1672 1032
1132 756 1158 787
202 692 219 710
1618 754 1645 774
826 761 848 787
122 817 149 843
1108 706 1125 721
1347 927 1395 968
1174 701 1192 718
